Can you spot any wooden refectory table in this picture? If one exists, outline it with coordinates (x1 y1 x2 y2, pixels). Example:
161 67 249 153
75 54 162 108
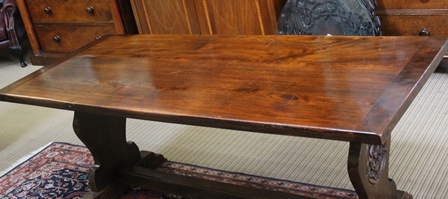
1 35 447 199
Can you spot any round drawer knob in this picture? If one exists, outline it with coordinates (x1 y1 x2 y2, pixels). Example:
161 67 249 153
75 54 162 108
95 36 102 40
44 7 51 14
86 6 95 14
53 35 61 43
419 28 431 36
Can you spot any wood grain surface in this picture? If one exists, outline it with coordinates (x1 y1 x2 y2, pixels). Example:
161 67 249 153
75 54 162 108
1 35 447 145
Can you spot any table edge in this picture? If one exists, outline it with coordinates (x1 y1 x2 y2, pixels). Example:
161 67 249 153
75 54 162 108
1 35 447 145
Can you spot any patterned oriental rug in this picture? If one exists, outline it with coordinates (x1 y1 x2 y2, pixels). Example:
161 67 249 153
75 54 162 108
0 142 357 199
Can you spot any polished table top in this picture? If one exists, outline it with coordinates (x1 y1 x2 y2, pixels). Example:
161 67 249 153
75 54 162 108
1 35 447 145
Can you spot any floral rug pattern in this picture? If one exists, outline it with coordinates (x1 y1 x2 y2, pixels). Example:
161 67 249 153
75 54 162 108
0 142 357 198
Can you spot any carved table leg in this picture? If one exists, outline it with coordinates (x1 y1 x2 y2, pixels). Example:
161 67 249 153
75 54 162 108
73 111 141 194
348 140 412 199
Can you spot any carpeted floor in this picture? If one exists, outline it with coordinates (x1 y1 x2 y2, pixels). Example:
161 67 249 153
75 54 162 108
1 48 448 198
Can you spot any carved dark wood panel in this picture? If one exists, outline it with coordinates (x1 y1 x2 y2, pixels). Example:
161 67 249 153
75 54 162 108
278 0 381 36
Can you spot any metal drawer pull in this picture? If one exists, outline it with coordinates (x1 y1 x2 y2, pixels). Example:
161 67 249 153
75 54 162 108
86 6 95 14
95 36 102 40
53 35 61 43
44 7 51 14
419 28 430 36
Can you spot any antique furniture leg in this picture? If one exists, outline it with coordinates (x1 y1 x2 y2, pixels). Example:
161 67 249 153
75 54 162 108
9 45 26 67
4 0 27 67
72 111 141 196
348 140 412 199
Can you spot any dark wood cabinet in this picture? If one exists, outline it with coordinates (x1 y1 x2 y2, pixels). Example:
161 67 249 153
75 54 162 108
130 0 286 35
377 0 448 37
17 0 137 65
376 0 448 58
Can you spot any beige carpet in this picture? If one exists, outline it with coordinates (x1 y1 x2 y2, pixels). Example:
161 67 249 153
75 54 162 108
1 50 448 198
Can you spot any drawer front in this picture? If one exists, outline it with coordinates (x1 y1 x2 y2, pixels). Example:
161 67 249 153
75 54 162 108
35 24 117 52
26 0 113 23
380 15 448 36
377 0 448 9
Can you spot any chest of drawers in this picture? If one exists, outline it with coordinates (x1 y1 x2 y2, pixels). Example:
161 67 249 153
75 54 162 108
17 0 137 65
377 0 448 37
376 0 448 58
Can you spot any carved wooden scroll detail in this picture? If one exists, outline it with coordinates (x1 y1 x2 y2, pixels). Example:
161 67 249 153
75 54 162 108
278 0 381 36
366 144 387 184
